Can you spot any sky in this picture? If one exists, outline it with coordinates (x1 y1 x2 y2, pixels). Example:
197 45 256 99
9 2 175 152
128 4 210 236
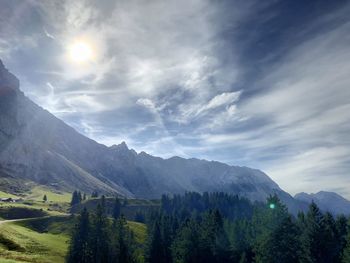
0 0 350 198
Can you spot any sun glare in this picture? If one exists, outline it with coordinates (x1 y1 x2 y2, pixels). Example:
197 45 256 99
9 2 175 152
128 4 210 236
68 41 94 63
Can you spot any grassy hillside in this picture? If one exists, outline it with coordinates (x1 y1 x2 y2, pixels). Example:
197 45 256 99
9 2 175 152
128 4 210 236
0 215 147 263
0 216 71 263
0 187 149 262
0 191 18 199
25 186 71 203
0 185 71 203
0 185 72 217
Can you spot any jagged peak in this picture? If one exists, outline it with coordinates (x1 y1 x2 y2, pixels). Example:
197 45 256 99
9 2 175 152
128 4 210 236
110 141 128 150
0 59 20 92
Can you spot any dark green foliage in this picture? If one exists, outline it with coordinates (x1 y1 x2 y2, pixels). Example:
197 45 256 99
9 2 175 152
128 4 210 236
171 210 230 263
160 192 254 221
113 196 121 220
110 216 136 263
225 219 253 262
253 195 292 262
336 215 349 263
71 190 83 206
145 192 349 263
67 197 137 263
320 212 339 262
67 192 349 263
342 220 350 263
43 194 47 202
91 203 110 263
255 215 301 263
172 219 201 263
299 202 325 263
147 219 166 263
67 208 92 263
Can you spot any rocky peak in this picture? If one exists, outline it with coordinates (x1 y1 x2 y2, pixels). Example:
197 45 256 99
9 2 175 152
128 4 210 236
110 141 137 156
0 59 20 93
110 141 129 151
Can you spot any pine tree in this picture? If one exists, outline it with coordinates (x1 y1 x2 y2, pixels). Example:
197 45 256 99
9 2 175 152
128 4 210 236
71 191 81 206
67 208 92 263
227 220 253 262
78 191 82 203
146 219 166 263
43 194 47 203
111 215 136 263
91 203 110 263
200 210 230 263
171 220 201 263
113 197 121 220
160 215 173 263
253 195 290 262
299 202 324 263
342 232 350 263
320 212 338 262
256 215 301 263
335 215 349 263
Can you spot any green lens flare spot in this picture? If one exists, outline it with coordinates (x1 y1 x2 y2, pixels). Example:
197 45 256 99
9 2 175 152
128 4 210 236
269 203 276 209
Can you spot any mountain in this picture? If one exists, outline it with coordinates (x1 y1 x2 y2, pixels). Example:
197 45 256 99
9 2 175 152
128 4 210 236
0 59 305 212
295 191 350 215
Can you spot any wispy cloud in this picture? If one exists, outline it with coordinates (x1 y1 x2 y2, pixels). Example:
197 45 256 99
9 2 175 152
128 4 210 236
1 0 350 198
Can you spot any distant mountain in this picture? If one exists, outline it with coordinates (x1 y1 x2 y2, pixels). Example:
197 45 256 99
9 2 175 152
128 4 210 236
295 191 350 215
0 59 305 213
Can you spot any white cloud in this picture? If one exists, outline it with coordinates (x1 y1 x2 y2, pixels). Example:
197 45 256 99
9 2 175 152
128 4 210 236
3 0 350 198
193 19 350 197
201 91 241 112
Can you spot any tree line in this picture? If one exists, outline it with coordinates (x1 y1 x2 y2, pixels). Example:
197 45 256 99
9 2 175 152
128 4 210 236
146 192 350 263
67 192 350 263
67 196 137 263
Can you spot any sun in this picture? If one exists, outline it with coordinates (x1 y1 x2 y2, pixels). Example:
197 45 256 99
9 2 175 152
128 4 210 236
68 40 94 63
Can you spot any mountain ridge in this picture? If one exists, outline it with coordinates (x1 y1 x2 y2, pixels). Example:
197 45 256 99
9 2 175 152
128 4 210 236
295 191 350 215
0 59 344 215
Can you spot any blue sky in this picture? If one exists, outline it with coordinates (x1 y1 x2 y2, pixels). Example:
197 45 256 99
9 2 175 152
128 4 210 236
1 0 350 198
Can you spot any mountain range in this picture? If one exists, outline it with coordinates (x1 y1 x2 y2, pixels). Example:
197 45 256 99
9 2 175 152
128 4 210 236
295 191 350 215
0 59 348 215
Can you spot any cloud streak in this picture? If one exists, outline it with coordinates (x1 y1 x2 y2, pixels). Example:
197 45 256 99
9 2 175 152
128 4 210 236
1 0 350 198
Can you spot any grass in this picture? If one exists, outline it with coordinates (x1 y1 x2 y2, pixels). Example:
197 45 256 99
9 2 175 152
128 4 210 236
0 185 71 203
0 202 69 217
0 259 28 263
0 185 71 216
128 221 147 244
0 191 18 199
25 186 71 203
0 217 71 263
0 186 149 262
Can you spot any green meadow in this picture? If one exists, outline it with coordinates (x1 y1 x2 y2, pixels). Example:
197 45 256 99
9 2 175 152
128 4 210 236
0 187 148 263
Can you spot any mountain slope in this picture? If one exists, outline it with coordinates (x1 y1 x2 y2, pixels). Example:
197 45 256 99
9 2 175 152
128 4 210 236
0 60 132 196
0 59 303 212
295 191 350 215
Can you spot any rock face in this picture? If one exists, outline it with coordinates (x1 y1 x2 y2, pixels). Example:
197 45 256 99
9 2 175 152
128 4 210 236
295 191 350 215
0 59 304 212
